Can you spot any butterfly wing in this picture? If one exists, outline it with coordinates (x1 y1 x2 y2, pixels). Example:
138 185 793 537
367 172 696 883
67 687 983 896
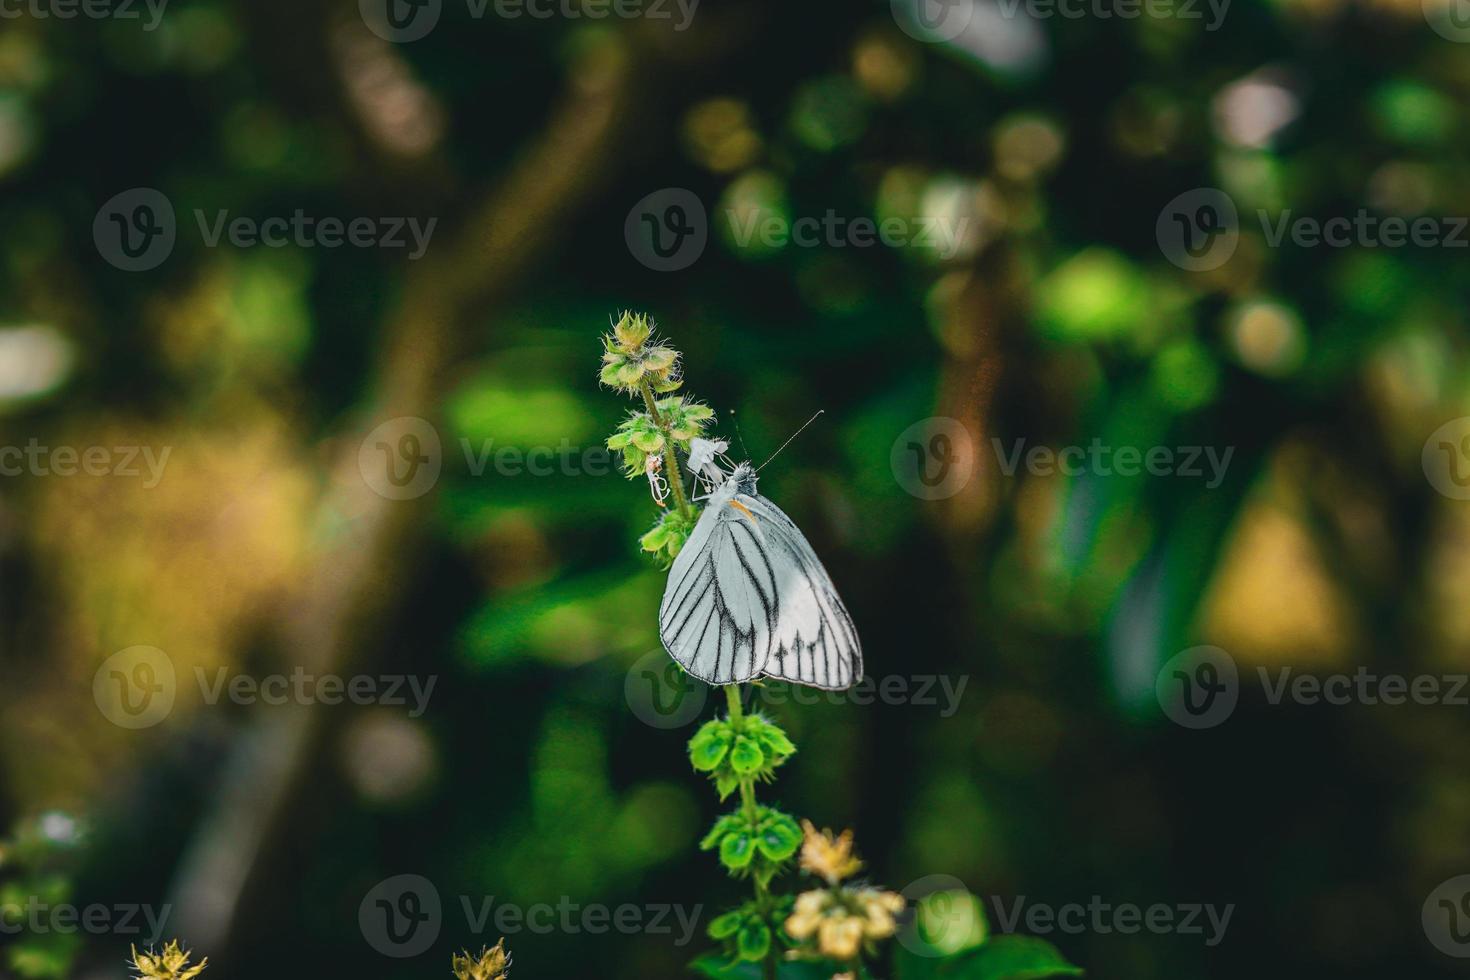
741 493 862 690
658 502 778 685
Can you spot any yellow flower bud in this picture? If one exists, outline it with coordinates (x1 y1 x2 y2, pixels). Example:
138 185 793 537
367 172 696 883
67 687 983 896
818 915 864 960
614 310 652 350
129 941 208 980
451 939 511 980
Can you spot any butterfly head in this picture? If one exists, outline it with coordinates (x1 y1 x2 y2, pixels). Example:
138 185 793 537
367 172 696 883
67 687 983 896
731 462 758 497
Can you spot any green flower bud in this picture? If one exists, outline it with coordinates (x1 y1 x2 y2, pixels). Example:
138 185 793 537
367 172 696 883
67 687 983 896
614 310 652 350
644 346 676 371
729 735 765 774
736 921 771 962
707 911 744 941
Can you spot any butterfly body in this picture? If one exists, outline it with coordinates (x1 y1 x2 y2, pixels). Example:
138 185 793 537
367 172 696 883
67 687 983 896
659 452 862 690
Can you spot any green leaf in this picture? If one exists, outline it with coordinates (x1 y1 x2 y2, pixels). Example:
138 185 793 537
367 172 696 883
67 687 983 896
945 936 1083 980
751 720 796 759
756 817 802 861
729 735 765 774
719 830 756 870
641 523 671 552
700 814 740 851
632 429 665 453
689 721 735 771
644 346 677 370
736 921 772 962
708 909 746 940
714 771 741 800
689 956 841 980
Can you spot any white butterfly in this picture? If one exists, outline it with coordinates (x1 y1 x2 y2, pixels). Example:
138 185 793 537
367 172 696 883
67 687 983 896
659 437 862 690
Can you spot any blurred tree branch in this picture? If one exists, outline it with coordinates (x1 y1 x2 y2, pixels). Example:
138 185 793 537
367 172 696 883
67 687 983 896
164 23 656 955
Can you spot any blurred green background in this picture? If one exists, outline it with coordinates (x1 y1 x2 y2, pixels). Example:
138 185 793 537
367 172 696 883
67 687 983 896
3 0 1470 976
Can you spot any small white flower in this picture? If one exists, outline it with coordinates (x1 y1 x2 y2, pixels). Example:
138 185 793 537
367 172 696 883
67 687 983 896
688 437 730 488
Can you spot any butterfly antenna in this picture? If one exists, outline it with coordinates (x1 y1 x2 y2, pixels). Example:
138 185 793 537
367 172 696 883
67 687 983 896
756 410 824 472
730 410 752 462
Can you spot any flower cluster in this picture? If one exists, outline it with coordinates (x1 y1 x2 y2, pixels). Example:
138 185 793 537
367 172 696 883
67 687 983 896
784 822 905 965
129 941 208 980
688 712 796 799
451 939 511 980
700 803 803 886
601 316 907 977
598 311 715 565
606 396 715 479
598 310 681 395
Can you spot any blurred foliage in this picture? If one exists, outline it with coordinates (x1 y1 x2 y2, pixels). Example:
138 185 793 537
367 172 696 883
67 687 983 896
0 0 1469 979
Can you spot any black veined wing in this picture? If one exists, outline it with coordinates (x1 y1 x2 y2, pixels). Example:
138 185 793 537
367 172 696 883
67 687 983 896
658 473 860 690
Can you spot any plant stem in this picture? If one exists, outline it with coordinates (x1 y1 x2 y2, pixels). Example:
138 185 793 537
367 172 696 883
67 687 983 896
639 380 692 520
725 685 777 980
